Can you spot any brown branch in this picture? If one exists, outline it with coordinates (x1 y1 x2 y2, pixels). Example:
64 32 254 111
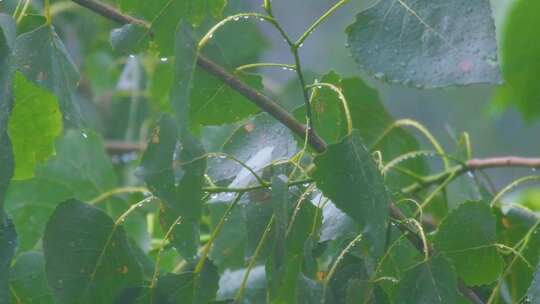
403 156 540 194
71 0 327 154
74 1 486 302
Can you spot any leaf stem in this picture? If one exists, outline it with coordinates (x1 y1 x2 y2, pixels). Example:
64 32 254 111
306 82 353 135
295 0 350 47
403 156 540 194
235 215 275 302
292 47 315 132
44 0 52 24
194 193 243 274
235 62 296 72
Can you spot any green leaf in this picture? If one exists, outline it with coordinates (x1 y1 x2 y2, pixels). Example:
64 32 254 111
156 260 219 304
434 201 504 286
8 72 62 180
0 13 16 207
110 23 149 55
313 130 390 258
9 251 54 304
208 200 247 271
216 266 267 303
496 206 540 302
0 216 16 304
5 130 117 251
117 0 226 55
14 24 82 126
266 174 308 303
138 115 206 260
43 200 143 304
494 0 540 120
395 255 460 303
208 113 298 182
346 0 501 87
190 70 261 126
294 71 428 188
525 262 540 304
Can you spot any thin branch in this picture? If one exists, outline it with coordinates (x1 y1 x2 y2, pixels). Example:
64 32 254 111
71 0 148 27
403 156 540 194
72 0 327 153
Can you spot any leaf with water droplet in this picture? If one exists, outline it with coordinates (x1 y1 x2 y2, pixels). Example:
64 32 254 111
346 0 501 87
43 200 143 304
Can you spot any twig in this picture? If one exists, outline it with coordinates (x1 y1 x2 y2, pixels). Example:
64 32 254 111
403 156 540 194
71 0 327 154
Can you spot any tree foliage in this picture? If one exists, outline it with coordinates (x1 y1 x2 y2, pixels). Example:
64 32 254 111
0 0 539 303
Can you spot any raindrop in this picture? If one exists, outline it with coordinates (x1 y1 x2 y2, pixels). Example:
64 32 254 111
374 72 385 79
298 43 304 48
467 171 474 178
243 16 249 19
532 167 537 172
233 17 240 21
160 57 168 62
81 131 88 139
128 54 135 58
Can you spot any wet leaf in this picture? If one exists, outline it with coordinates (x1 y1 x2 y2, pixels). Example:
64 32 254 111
434 201 503 286
313 130 390 258
117 0 226 55
14 24 82 126
9 251 54 304
43 200 143 304
395 255 460 303
347 0 501 87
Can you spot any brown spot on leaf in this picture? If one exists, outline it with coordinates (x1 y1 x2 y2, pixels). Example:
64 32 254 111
119 265 129 274
151 126 160 144
243 122 255 133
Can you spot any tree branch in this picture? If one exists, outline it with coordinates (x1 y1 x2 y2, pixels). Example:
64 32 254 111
403 156 540 194
71 0 327 153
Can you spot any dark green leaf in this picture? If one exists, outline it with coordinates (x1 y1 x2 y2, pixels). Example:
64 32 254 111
14 24 82 126
294 71 428 188
496 206 540 302
494 0 540 120
117 0 226 55
434 201 503 286
313 130 390 258
346 0 501 87
208 113 298 183
217 266 267 304
395 255 460 303
5 130 116 251
43 200 143 304
268 197 320 303
190 70 261 126
525 262 540 304
110 23 149 55
0 216 16 304
135 260 219 304
138 115 206 260
8 72 62 180
9 251 54 304
0 13 15 207
208 200 247 271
